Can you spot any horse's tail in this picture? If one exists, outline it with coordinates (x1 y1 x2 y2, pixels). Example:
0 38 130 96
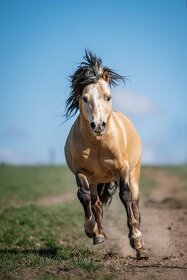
97 181 118 207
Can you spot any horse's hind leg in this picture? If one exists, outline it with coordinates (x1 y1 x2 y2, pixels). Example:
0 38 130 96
76 172 105 244
119 162 149 260
92 182 117 244
91 190 106 245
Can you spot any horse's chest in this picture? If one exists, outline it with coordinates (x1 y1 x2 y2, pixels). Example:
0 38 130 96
76 142 120 181
80 143 115 165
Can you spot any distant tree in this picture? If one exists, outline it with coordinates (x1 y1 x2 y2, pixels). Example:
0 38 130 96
48 147 56 165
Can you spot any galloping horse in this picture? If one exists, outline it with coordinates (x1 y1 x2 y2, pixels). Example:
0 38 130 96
64 50 149 259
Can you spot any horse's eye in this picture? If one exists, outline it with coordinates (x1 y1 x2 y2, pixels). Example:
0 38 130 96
82 96 88 103
106 96 112 102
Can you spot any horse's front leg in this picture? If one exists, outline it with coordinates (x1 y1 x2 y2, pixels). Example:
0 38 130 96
119 169 149 259
76 172 104 244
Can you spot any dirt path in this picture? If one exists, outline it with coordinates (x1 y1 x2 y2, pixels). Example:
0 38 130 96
34 168 187 279
91 168 187 279
36 192 76 206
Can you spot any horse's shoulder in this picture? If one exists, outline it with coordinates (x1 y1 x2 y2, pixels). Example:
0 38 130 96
112 111 139 133
111 110 141 152
112 111 133 125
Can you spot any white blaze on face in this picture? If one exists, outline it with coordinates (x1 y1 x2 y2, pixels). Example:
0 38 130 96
81 80 112 130
90 88 101 124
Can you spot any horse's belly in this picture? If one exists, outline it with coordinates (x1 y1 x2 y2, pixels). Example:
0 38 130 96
91 169 114 184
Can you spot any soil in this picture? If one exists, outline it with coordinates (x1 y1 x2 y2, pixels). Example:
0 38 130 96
92 168 187 279
36 192 76 206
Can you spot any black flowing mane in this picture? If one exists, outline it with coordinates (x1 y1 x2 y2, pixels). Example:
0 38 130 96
65 50 125 119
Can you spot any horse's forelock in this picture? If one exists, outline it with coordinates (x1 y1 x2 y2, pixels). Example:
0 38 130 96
65 50 126 120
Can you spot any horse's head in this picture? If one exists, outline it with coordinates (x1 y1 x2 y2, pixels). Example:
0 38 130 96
65 50 125 136
81 73 112 136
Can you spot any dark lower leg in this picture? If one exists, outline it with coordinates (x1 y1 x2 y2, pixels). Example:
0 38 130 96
119 179 148 259
90 187 106 244
92 199 104 233
76 173 97 238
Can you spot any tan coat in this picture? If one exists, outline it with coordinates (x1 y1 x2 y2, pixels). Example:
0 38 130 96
65 110 141 186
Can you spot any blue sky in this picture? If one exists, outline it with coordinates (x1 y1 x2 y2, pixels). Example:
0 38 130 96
0 0 187 165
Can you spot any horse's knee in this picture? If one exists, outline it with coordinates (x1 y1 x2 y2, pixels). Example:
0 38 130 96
119 167 132 202
77 188 91 205
76 172 91 205
76 172 89 188
119 182 132 204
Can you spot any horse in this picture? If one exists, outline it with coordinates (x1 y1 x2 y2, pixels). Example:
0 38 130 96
64 50 149 259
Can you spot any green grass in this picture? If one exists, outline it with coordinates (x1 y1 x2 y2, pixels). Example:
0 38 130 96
0 203 83 248
0 246 101 279
163 165 187 188
0 165 102 279
0 165 75 209
140 167 156 197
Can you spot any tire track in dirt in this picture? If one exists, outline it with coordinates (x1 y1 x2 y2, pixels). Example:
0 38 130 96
36 192 76 206
0 192 77 211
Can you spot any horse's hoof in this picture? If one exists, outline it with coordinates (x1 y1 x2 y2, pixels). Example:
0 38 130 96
93 235 105 245
136 249 149 260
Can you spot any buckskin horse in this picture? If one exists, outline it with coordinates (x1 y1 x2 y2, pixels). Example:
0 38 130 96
64 50 149 259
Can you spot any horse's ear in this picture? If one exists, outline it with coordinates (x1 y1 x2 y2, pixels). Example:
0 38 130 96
102 70 110 83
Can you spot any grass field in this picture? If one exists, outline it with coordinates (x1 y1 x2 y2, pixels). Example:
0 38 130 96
0 164 186 280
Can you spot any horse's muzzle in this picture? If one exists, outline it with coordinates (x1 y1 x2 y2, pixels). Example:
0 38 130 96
90 121 106 135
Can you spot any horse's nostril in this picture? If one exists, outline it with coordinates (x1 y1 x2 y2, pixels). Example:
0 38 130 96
90 122 96 130
101 122 106 129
